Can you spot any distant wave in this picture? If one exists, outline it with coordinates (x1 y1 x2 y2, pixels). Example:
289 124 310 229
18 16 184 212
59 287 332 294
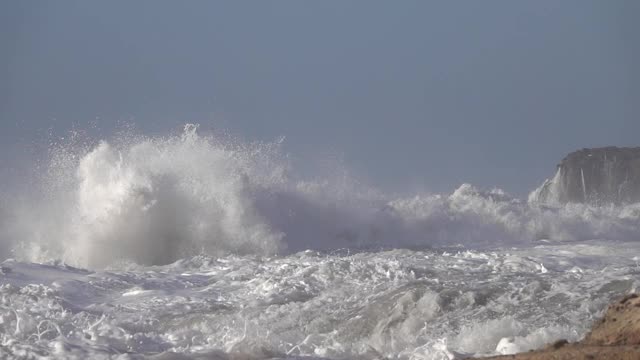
2 124 640 268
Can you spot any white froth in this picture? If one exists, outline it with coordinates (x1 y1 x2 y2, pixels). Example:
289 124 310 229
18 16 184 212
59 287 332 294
0 242 637 359
1 124 640 359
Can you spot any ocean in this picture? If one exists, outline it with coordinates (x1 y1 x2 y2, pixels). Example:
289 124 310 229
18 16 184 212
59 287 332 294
1 125 639 359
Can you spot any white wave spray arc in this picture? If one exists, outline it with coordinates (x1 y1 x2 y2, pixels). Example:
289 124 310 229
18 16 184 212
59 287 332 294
3 124 640 268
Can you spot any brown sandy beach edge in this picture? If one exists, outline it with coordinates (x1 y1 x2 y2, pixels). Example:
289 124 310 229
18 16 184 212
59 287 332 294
468 294 640 360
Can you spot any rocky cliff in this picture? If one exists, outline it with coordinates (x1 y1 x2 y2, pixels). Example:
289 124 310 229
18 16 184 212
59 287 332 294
530 147 640 205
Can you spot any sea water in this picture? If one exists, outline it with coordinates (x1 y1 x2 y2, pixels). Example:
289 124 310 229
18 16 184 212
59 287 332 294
1 125 639 359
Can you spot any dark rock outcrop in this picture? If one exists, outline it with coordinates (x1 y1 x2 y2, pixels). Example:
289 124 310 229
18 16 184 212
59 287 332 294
530 147 640 205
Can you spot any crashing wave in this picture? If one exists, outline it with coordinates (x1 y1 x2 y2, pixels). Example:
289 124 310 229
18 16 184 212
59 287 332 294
2 125 640 268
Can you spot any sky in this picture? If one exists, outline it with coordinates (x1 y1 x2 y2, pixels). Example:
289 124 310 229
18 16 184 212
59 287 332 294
1 1 639 196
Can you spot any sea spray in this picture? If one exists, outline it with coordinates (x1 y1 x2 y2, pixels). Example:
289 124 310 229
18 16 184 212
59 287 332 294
5 124 288 267
2 124 640 268
1 125 640 359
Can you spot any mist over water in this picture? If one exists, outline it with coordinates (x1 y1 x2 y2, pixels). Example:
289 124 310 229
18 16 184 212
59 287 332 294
1 124 639 269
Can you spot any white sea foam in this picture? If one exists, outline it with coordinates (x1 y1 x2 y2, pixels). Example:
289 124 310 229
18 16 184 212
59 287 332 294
0 242 638 359
1 124 639 359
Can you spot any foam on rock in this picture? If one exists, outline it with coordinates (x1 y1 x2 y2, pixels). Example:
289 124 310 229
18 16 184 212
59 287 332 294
472 293 640 360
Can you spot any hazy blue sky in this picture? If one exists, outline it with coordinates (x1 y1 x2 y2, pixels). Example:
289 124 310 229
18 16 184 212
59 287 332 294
2 1 639 195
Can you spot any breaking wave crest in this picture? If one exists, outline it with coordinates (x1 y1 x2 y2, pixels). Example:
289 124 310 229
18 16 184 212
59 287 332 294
2 124 640 268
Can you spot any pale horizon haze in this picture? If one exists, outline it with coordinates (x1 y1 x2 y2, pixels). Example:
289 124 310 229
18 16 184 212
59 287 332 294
2 1 639 196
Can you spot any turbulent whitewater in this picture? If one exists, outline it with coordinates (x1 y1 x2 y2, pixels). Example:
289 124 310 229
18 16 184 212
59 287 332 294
1 125 639 359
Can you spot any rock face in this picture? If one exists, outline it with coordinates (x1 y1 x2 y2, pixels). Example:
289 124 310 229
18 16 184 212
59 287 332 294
583 294 640 346
530 147 640 205
470 294 640 360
